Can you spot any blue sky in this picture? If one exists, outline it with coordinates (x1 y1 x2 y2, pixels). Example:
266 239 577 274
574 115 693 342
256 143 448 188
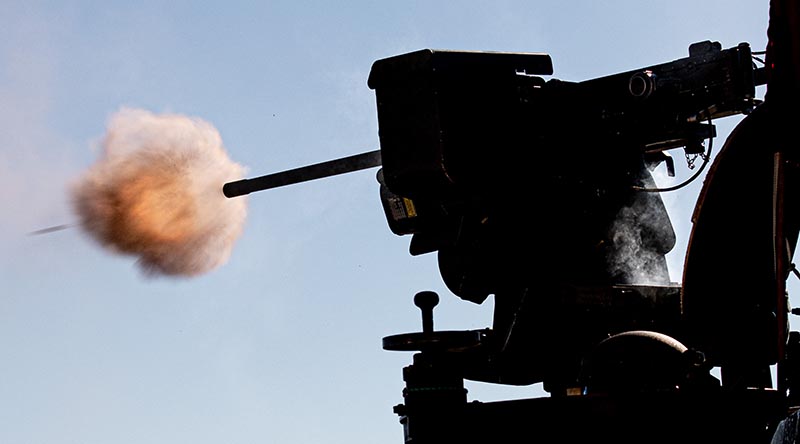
0 1 779 443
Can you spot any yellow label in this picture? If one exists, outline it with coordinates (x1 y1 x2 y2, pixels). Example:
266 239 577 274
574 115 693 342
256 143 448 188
403 197 417 217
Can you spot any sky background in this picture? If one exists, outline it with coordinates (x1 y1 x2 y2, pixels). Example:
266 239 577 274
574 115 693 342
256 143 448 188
0 1 782 443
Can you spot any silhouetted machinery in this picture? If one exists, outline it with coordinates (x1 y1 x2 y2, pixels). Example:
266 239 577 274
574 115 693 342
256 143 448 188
224 4 800 442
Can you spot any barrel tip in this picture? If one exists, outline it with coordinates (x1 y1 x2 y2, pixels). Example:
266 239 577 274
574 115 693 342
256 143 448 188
222 182 234 198
222 180 248 198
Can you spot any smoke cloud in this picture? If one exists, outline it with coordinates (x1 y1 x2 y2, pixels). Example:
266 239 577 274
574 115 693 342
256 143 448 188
71 108 247 277
606 193 675 285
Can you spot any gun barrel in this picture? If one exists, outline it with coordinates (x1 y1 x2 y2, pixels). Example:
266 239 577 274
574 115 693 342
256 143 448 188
223 149 382 198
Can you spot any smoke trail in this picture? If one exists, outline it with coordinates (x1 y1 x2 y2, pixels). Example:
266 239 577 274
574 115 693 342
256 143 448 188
71 108 247 277
28 224 74 236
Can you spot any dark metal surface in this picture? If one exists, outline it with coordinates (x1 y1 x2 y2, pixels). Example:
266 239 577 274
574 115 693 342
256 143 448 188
397 383 784 444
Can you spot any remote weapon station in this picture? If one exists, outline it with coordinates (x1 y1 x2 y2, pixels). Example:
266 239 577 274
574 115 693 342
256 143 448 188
224 3 800 442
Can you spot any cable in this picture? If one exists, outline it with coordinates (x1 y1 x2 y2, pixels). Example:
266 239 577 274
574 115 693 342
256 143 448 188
634 52 768 194
633 118 714 193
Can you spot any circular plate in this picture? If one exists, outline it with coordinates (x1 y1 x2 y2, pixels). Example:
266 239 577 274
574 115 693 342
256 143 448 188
382 329 488 352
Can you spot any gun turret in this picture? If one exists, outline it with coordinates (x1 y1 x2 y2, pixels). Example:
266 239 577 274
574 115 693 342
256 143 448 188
218 35 800 444
223 40 767 388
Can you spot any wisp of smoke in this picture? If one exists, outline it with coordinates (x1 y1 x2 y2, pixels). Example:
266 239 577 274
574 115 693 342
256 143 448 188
606 194 674 286
71 108 247 277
